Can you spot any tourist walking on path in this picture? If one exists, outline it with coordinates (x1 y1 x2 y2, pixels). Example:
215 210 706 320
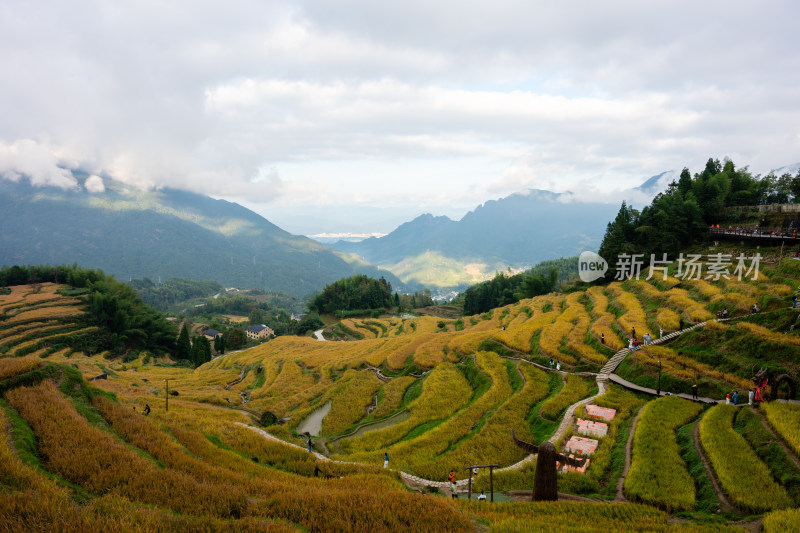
691 383 698 400
733 391 738 405
726 392 730 405
600 333 605 345
384 452 389 468
748 389 754 405
307 437 313 453
556 361 561 372
631 327 636 339
679 318 684 330
793 295 797 308
448 471 457 499
549 359 554 369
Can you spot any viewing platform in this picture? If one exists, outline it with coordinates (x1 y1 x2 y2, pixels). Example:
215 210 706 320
709 226 800 244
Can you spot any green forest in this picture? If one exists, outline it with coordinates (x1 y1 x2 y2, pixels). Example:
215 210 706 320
459 257 578 315
599 158 800 275
308 274 394 315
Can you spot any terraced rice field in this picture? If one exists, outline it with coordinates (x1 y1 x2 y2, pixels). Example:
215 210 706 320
2 256 799 530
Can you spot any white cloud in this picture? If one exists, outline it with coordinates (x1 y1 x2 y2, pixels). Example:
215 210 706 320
84 174 105 193
0 139 77 189
0 0 798 233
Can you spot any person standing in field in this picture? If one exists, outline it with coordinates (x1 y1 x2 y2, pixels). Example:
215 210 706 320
691 383 698 400
733 391 738 405
384 452 389 468
600 333 605 345
725 392 730 405
307 437 313 453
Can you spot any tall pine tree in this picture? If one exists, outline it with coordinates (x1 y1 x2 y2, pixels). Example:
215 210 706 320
176 324 191 361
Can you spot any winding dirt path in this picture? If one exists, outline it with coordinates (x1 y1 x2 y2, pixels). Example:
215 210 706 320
615 404 645 502
224 367 247 390
692 418 737 514
753 406 800 469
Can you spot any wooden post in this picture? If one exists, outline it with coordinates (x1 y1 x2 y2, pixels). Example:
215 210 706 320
489 465 494 503
467 467 473 501
164 378 169 412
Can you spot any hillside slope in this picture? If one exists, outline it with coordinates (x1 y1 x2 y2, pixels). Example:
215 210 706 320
0 174 404 297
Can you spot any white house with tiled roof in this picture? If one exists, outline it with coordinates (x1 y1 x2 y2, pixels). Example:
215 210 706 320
246 324 274 340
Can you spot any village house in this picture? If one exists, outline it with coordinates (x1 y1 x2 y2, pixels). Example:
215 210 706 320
246 324 274 341
203 328 222 341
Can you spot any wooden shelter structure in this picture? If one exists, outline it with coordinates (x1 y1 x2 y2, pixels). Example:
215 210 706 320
511 430 587 501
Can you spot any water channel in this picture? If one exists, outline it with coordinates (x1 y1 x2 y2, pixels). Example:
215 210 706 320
295 401 331 436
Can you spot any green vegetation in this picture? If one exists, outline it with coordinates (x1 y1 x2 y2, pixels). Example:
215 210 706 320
309 274 393 315
461 257 577 315
130 277 221 311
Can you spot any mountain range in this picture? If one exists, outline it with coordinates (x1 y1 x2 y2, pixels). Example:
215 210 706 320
0 173 406 298
330 189 621 288
1 169 681 296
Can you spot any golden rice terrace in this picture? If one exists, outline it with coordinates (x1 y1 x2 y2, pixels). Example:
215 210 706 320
2 258 800 531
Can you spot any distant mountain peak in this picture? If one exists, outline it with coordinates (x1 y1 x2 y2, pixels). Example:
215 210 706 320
635 170 675 195
769 162 800 176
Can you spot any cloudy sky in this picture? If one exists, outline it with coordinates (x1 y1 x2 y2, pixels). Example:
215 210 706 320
1 1 799 234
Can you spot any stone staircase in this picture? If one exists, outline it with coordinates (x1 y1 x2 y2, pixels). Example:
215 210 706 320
597 324 708 378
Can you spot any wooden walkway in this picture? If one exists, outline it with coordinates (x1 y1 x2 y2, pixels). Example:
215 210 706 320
710 227 800 243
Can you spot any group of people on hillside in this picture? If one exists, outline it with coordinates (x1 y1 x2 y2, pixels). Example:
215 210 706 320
627 328 653 351
725 389 757 405
548 359 561 371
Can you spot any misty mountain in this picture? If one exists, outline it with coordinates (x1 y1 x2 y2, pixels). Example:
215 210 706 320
0 174 405 297
331 189 621 287
634 170 677 195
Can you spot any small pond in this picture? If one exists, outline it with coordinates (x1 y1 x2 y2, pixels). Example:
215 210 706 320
296 401 331 436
